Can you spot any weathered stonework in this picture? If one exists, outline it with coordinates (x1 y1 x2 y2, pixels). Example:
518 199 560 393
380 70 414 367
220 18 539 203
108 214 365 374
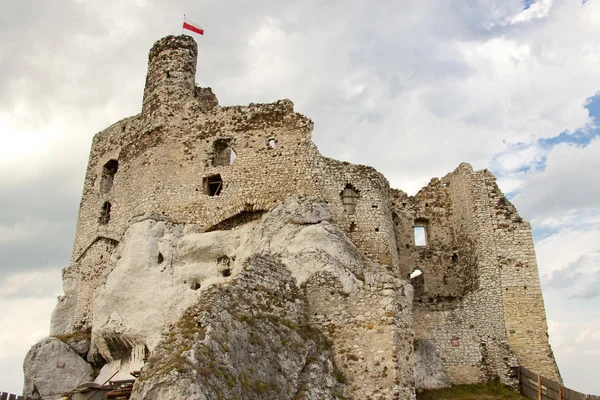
25 34 559 399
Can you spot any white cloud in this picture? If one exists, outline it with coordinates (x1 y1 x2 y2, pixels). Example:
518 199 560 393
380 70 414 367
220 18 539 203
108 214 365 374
507 0 554 25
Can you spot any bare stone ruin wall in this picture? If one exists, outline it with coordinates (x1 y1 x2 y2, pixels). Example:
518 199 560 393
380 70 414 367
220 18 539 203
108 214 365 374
57 34 559 390
65 35 397 332
392 163 558 384
305 272 414 400
480 170 561 382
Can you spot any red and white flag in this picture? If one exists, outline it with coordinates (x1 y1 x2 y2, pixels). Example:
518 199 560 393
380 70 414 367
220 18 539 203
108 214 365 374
183 16 204 35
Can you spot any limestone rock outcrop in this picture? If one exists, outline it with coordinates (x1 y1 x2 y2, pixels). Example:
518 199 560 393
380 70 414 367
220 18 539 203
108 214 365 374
23 337 93 399
131 254 345 400
413 339 452 390
27 197 415 399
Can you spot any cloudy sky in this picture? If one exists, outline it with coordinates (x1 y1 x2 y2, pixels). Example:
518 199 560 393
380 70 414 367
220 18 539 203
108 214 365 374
1 0 599 395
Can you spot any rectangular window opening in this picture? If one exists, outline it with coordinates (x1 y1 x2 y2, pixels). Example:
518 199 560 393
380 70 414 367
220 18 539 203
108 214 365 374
204 174 223 196
414 226 427 246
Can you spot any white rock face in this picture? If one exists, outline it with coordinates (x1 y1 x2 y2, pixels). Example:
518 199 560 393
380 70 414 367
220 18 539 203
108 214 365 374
50 267 78 336
23 337 93 400
29 197 414 398
90 196 366 377
414 339 452 390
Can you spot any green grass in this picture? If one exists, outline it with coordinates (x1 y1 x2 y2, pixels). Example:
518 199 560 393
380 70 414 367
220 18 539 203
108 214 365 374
416 382 527 400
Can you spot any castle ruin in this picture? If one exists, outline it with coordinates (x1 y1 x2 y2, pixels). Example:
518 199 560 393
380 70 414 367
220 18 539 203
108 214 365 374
25 35 560 400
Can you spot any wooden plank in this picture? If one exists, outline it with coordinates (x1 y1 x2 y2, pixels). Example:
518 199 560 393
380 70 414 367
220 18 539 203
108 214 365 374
543 391 558 400
521 379 537 393
523 385 540 400
563 387 585 400
521 367 538 381
541 375 562 392
538 374 543 400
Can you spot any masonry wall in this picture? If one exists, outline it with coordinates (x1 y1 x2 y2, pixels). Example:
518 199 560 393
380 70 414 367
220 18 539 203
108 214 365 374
481 170 561 382
392 163 558 385
64 35 398 332
305 272 415 399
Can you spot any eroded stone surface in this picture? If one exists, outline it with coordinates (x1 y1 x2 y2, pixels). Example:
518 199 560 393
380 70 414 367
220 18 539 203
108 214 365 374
414 339 452 390
23 337 93 400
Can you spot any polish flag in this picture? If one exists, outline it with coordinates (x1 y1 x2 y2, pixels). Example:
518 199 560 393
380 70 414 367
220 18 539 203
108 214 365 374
183 16 204 35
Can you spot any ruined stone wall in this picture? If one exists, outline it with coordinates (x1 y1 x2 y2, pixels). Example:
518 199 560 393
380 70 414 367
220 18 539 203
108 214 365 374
56 34 559 392
64 35 398 332
481 170 561 382
392 163 559 385
304 271 414 399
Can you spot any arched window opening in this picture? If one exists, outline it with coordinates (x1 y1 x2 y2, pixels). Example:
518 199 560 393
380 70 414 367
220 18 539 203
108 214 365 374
212 139 235 167
99 201 112 224
452 251 458 263
267 138 276 149
203 174 223 196
340 184 359 215
410 268 425 298
413 218 428 246
100 159 119 194
410 268 423 279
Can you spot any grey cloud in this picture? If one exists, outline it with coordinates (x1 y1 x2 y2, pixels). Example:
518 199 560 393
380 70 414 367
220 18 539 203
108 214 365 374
512 138 600 221
570 270 600 300
543 255 600 299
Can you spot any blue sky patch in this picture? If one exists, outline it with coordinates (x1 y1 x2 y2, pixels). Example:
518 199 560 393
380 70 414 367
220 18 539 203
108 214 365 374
539 92 600 148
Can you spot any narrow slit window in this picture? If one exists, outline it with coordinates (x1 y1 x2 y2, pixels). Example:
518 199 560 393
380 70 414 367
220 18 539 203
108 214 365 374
204 174 223 196
414 226 426 246
100 159 119 193
99 201 112 224
340 184 359 215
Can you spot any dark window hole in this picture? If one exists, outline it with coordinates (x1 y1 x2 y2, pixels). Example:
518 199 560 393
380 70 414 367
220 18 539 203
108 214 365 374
340 184 359 215
203 174 223 196
452 252 458 263
222 268 231 277
158 252 164 264
99 201 111 224
100 159 119 193
190 280 201 290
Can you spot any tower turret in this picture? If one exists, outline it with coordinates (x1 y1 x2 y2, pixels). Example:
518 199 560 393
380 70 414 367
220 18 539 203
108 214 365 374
142 35 198 121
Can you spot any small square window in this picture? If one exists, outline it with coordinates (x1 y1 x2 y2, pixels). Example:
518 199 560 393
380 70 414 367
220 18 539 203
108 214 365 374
203 174 223 196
